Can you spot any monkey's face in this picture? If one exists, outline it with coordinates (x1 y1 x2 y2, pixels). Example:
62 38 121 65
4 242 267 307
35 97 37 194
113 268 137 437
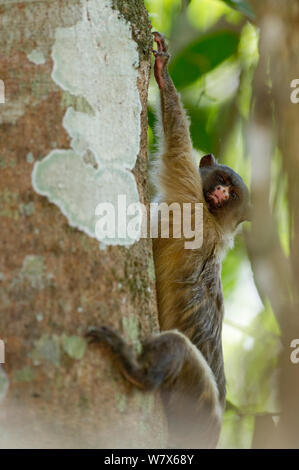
199 154 251 229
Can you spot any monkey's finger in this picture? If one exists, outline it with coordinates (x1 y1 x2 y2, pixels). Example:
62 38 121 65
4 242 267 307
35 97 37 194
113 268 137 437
152 31 168 53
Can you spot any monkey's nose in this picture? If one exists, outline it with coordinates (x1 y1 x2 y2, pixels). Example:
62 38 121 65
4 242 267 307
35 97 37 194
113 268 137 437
215 185 229 202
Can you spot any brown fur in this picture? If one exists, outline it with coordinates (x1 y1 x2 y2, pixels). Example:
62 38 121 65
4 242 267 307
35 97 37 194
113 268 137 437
87 32 250 449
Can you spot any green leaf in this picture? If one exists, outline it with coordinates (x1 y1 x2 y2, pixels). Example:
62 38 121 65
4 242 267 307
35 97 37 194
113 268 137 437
221 0 255 19
169 30 240 89
186 97 238 156
186 105 213 153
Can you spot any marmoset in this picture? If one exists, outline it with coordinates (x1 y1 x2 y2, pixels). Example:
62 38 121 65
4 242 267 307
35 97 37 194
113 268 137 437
87 32 251 449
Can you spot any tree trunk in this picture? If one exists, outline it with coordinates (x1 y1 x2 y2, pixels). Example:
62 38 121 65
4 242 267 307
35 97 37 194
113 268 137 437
0 0 167 448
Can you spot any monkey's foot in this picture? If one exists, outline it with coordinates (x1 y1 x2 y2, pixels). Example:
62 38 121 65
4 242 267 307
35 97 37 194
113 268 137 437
152 31 170 89
86 326 123 350
86 326 147 389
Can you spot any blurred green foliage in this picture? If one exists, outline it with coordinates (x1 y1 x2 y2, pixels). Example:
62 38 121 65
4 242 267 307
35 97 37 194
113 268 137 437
145 0 281 449
169 31 239 89
222 0 254 19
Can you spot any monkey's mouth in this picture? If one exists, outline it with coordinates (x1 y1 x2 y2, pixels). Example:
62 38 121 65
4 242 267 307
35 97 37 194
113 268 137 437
204 191 227 210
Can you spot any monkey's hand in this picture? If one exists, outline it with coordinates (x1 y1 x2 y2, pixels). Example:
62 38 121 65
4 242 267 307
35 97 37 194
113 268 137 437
153 31 170 89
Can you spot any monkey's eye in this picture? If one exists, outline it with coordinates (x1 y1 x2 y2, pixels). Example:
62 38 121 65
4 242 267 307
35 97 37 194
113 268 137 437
230 190 238 200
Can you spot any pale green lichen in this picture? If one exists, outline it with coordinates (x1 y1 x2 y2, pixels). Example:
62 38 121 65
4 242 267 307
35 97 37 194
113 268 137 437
27 49 46 65
32 0 142 247
135 391 157 437
61 334 86 360
0 189 18 203
14 366 36 383
0 208 19 220
115 391 127 413
0 189 19 220
36 312 43 322
137 400 155 436
0 366 9 402
31 77 49 100
33 150 140 243
30 334 61 367
26 152 34 164
137 390 155 415
122 315 141 354
0 156 16 168
147 257 156 282
0 80 4 105
19 255 45 290
19 202 35 217
10 254 46 292
60 92 94 116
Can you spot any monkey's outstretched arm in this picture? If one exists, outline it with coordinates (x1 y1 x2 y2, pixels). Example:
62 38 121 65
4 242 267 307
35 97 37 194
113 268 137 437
87 326 222 448
153 32 203 204
153 32 192 156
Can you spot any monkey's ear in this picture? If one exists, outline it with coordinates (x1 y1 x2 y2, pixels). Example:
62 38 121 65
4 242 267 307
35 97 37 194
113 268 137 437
199 154 216 168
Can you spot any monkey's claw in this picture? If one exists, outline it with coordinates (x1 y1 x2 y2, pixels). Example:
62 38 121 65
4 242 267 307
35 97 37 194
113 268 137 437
86 326 110 344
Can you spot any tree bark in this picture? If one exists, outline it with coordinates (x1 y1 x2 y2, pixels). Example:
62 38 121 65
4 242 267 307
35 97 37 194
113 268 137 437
0 0 167 448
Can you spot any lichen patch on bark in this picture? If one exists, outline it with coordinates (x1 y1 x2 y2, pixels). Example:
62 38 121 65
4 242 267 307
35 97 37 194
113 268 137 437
32 0 143 246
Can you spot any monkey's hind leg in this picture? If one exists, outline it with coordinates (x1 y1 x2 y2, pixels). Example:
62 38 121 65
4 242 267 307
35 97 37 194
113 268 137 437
87 326 147 390
87 327 223 448
86 327 187 391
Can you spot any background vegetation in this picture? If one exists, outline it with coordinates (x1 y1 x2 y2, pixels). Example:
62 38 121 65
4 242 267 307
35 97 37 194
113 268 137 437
145 0 285 448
